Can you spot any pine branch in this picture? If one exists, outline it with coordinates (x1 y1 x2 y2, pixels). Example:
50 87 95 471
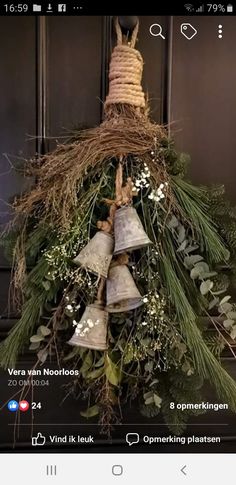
159 254 236 411
0 288 47 368
0 256 53 369
171 177 229 263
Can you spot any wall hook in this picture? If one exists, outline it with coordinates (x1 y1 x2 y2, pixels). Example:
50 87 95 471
117 16 139 34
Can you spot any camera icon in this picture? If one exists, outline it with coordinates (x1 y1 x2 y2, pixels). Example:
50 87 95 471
32 432 46 446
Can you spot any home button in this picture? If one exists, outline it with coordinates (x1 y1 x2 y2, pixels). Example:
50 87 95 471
112 465 123 476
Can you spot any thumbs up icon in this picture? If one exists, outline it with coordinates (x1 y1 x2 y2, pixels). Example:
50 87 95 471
7 400 19 412
32 432 46 446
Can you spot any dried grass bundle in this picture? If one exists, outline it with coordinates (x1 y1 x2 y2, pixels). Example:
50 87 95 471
15 105 167 229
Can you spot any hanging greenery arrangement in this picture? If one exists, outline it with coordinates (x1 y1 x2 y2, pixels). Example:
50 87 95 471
1 19 236 435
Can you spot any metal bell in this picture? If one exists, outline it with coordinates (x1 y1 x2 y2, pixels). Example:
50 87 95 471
68 302 108 350
106 264 143 313
114 206 152 255
73 231 114 278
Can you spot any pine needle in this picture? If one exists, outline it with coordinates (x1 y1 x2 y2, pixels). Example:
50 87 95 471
160 252 236 411
0 256 50 369
0 289 47 369
171 177 229 263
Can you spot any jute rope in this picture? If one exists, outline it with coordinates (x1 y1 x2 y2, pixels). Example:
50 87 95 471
102 160 137 209
104 18 145 109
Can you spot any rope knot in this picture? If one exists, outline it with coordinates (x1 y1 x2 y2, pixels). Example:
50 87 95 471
104 19 146 110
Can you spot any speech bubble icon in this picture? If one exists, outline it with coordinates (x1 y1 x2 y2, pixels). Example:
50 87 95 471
126 433 140 446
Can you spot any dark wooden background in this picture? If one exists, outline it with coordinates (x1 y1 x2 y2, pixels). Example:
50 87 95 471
0 15 236 451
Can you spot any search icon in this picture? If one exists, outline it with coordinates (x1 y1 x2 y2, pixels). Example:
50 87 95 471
149 23 165 39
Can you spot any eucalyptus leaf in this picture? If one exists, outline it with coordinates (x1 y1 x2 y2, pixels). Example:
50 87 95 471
227 311 236 320
153 394 162 408
178 225 186 244
190 262 210 279
200 280 213 296
29 342 41 350
42 280 51 291
37 348 49 364
230 326 236 340
184 244 199 254
208 297 219 310
218 302 233 314
223 319 234 329
190 267 201 280
30 334 44 343
80 405 99 418
200 272 217 279
38 325 51 337
145 396 155 405
105 355 120 386
185 254 204 267
212 289 227 296
184 256 193 269
195 261 210 272
220 295 231 305
167 215 179 229
177 240 187 252
144 391 153 400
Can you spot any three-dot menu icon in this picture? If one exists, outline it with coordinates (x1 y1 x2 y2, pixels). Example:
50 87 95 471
218 24 223 39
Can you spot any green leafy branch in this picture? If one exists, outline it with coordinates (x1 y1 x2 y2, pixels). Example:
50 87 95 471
168 215 236 357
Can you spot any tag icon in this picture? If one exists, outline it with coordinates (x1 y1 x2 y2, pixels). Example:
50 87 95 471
181 23 197 40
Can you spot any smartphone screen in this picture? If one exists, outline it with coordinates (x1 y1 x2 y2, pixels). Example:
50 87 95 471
0 5 236 483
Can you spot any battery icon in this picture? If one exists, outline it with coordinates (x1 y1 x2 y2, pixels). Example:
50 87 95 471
227 4 233 12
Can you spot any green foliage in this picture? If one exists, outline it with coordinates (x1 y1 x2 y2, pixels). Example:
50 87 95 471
105 355 121 387
171 177 229 263
3 149 236 435
0 255 60 368
159 139 190 178
140 403 161 418
207 185 236 289
152 370 205 435
0 229 19 263
158 243 236 411
80 405 99 418
0 287 47 368
205 334 225 360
